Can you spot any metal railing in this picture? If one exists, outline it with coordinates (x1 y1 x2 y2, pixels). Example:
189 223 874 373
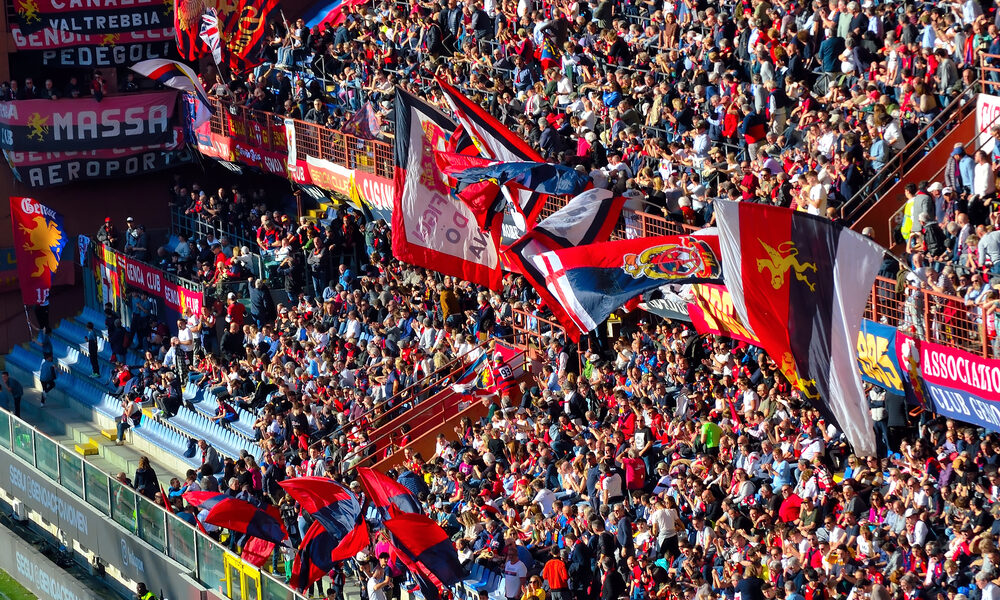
208 98 393 180
842 79 980 224
0 407 303 600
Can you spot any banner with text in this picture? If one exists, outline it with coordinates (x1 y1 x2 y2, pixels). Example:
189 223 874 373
0 91 178 151
896 333 1000 432
118 254 203 315
976 93 1000 155
856 319 904 394
12 0 172 35
12 26 175 68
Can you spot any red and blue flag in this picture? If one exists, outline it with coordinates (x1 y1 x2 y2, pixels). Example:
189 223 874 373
279 477 362 539
182 491 228 511
204 498 286 544
384 506 463 592
357 467 423 518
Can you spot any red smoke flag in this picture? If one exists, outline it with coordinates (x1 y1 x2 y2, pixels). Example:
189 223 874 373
715 201 882 455
10 197 66 306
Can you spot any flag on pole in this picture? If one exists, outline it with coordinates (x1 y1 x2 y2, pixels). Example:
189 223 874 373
199 8 224 67
714 200 882 456
130 59 214 128
392 88 503 289
278 477 362 539
10 197 66 307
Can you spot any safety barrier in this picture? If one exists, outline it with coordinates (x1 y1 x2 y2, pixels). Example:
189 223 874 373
208 98 394 180
0 407 303 600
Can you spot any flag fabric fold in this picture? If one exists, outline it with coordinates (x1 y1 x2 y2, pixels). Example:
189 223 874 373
222 0 279 73
242 537 276 568
392 88 503 289
199 8 224 66
10 196 66 307
357 467 423 516
446 162 591 196
714 200 882 456
130 59 214 128
523 235 723 341
204 498 286 544
504 188 625 340
279 477 362 540
303 0 369 28
436 78 547 230
384 506 464 588
181 491 228 510
342 102 382 140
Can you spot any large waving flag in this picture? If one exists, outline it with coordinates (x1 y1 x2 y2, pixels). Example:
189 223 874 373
437 78 547 231
528 235 723 341
505 188 625 339
205 498 286 544
131 59 213 128
357 467 423 517
222 0 279 73
174 1 211 61
10 197 66 307
384 506 464 597
393 88 503 289
279 477 361 539
292 519 370 590
715 201 882 455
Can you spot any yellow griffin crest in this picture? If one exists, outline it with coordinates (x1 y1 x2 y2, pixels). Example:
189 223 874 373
27 113 49 142
15 0 40 24
780 352 819 400
756 240 817 292
19 216 63 278
101 33 121 46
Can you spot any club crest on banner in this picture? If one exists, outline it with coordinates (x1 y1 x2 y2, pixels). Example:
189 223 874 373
15 0 40 24
27 113 48 142
756 240 818 292
623 237 721 281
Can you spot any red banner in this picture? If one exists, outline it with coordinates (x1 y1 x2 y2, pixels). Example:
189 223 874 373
10 196 67 306
222 0 278 72
118 254 203 315
687 284 761 345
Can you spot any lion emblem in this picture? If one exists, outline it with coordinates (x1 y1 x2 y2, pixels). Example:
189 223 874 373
15 0 40 24
622 237 720 280
756 240 817 292
26 113 49 142
20 216 63 278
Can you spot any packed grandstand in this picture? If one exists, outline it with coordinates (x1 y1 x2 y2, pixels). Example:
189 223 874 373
4 1 1000 600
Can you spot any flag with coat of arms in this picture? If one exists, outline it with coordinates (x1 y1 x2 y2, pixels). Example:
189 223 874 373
9 196 66 306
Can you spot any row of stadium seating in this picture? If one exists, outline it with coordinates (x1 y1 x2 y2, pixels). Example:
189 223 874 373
5 307 262 473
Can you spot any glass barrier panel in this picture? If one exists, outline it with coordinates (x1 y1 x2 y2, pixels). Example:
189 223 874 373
58 448 83 498
34 433 58 480
11 420 33 463
83 462 110 515
166 515 197 570
0 412 10 449
110 479 138 533
137 497 166 552
197 535 227 595
262 572 297 600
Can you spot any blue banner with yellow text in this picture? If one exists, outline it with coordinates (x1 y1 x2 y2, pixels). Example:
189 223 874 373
856 319 904 395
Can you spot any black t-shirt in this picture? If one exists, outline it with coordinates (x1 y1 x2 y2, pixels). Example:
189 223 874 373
735 577 765 600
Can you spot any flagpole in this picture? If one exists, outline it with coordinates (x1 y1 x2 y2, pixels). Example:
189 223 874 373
22 305 33 338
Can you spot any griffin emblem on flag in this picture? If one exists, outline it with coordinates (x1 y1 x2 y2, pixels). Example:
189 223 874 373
756 240 818 292
779 352 820 400
623 237 721 281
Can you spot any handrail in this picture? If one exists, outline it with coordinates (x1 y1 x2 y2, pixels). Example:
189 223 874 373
347 347 528 469
884 96 1000 244
307 340 490 451
842 79 980 224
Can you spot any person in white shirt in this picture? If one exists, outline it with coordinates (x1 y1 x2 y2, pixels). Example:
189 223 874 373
367 565 391 600
502 547 527 600
974 150 996 197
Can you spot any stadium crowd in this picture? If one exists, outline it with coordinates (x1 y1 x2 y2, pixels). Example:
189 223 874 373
53 0 1000 595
